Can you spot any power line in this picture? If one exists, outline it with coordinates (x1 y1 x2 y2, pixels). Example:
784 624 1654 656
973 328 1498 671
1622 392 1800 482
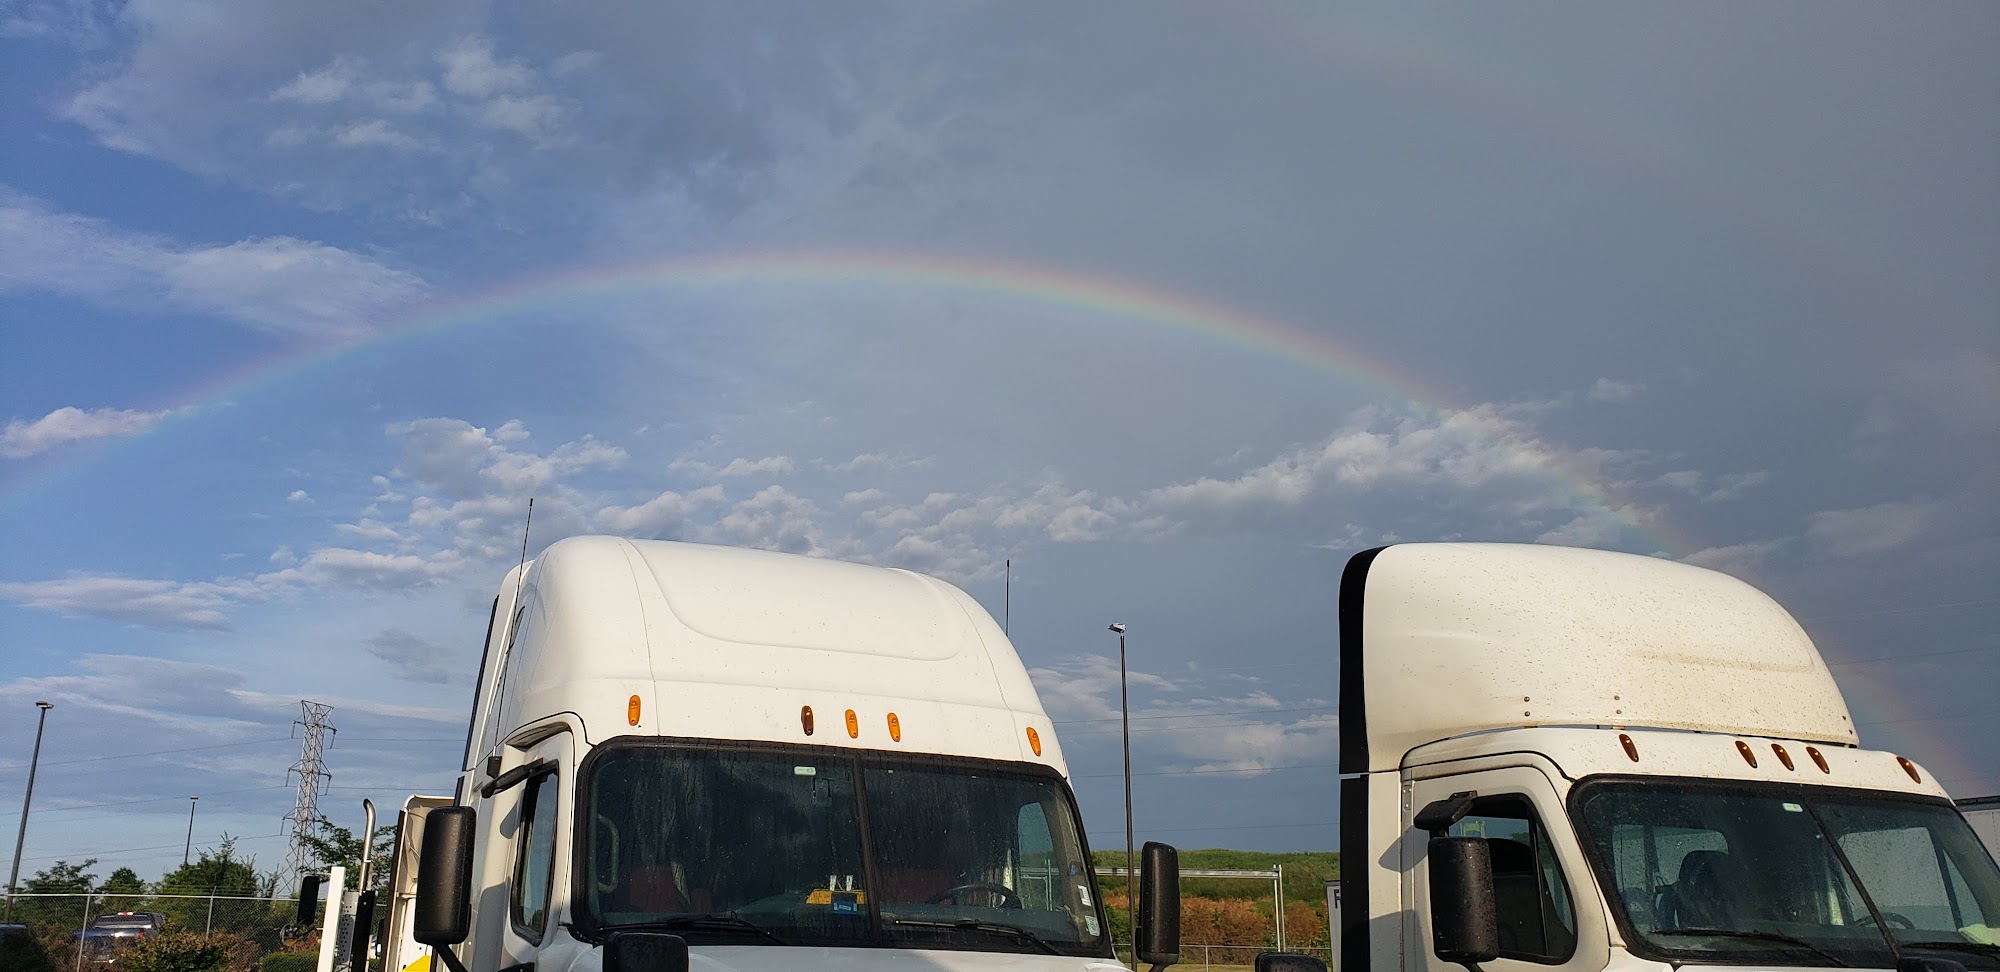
1802 598 2000 623
1828 644 1998 668
37 738 293 767
1076 762 1340 781
1054 705 1335 727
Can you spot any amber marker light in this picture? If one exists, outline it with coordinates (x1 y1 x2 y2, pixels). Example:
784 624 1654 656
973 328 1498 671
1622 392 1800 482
627 695 642 727
1806 746 1831 774
1735 740 1758 768
1619 733 1639 762
886 712 902 742
845 709 860 739
801 706 815 736
1026 727 1042 756
1772 743 1794 771
1897 756 1922 784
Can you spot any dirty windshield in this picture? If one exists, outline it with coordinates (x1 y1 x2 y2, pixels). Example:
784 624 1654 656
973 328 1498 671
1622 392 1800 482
1574 779 2000 969
578 742 1107 956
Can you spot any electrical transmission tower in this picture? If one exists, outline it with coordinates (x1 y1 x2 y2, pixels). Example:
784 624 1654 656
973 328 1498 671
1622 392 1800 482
279 700 335 896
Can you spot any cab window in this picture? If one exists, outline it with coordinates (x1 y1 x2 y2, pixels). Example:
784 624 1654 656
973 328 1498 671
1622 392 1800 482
512 770 560 940
1449 795 1578 963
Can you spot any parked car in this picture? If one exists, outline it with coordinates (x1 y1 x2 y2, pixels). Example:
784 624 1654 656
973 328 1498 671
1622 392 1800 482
76 913 166 967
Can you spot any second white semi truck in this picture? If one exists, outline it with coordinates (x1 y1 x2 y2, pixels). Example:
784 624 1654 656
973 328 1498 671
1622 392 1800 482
1327 543 2000 972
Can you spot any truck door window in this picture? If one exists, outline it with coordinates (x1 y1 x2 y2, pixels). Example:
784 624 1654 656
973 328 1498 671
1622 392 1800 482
511 770 559 942
1448 795 1578 963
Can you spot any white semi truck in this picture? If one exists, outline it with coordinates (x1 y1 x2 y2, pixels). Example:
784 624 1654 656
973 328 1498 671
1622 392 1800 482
376 536 1182 972
1326 543 2000 972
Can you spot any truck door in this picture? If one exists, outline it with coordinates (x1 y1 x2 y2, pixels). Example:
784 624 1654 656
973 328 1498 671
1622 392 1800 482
1407 767 1606 972
494 732 573 972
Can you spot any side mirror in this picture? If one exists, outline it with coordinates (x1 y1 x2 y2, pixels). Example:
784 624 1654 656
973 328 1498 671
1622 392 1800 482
414 807 477 947
605 931 689 972
1137 841 1181 970
1428 836 1499 966
1256 954 1330 972
296 874 323 927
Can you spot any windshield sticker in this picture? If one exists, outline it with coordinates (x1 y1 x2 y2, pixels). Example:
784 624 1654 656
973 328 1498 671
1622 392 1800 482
1085 916 1100 935
1077 885 1092 905
1782 802 1804 812
794 765 817 776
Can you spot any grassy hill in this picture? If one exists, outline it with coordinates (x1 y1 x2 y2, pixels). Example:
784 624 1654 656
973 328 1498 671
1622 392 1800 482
1092 848 1337 905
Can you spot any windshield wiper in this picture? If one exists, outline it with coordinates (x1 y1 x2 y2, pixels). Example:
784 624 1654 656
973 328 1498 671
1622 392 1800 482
592 912 790 946
1901 941 2000 959
1654 928 1852 967
885 918 1062 955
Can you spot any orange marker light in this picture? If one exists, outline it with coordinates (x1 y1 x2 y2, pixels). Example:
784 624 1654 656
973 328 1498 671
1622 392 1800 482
1771 743 1794 771
886 712 902 742
1806 746 1830 774
801 706 815 736
1897 756 1922 784
1026 727 1042 756
1735 740 1758 768
1619 733 1639 762
627 695 642 727
845 709 859 739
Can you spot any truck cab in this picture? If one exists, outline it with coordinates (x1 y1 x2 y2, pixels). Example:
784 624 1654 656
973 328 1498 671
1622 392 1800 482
382 537 1180 972
1338 543 2000 972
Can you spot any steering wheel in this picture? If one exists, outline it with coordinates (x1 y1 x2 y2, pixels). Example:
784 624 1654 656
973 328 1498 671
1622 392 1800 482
1848 908 1912 932
928 883 1022 908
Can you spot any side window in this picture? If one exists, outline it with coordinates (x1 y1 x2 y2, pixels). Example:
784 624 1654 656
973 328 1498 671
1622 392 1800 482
512 771 560 940
1450 796 1578 964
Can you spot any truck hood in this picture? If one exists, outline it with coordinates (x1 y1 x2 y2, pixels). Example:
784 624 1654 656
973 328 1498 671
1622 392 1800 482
608 945 1125 972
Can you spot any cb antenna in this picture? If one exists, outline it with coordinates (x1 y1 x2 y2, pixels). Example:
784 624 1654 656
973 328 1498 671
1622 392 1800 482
1004 558 1011 635
514 497 535 605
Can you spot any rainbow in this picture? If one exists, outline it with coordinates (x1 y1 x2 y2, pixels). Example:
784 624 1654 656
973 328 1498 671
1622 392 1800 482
5 250 1687 553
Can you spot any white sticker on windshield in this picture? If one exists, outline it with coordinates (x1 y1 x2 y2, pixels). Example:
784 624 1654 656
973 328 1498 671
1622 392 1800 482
1085 916 1100 935
1077 885 1092 905
1782 802 1804 812
794 765 817 776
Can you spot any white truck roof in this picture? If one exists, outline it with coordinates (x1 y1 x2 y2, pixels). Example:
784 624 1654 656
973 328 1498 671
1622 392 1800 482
475 536 1061 771
1338 542 1857 774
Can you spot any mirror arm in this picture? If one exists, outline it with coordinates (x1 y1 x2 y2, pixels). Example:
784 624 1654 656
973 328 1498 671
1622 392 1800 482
431 947 471 972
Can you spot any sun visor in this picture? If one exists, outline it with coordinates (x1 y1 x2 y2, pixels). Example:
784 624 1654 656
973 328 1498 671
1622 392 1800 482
1338 543 1856 774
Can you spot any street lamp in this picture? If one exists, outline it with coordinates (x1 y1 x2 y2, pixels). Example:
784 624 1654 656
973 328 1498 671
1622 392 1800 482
5 701 54 922
183 796 200 867
1108 622 1134 970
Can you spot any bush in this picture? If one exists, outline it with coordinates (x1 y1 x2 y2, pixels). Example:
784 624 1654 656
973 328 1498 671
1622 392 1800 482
118 932 256 972
0 926 56 972
259 952 318 972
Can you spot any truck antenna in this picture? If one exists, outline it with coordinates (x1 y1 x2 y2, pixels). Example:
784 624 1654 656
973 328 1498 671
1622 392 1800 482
514 497 534 604
1004 558 1010 635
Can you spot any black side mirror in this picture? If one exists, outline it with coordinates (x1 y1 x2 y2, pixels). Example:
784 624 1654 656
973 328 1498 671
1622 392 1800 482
296 874 323 927
414 807 477 947
1429 836 1499 966
605 931 689 972
1137 841 1181 970
1256 954 1330 972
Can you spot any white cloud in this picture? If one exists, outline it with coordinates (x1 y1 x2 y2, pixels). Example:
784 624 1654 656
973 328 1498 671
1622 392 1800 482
1683 539 1790 578
1653 469 1771 503
596 485 725 536
0 576 239 629
1588 377 1646 403
261 546 467 590
0 405 173 459
1 189 428 338
270 55 364 105
334 518 403 543
438 35 535 98
1806 499 1944 560
669 455 796 478
287 490 313 504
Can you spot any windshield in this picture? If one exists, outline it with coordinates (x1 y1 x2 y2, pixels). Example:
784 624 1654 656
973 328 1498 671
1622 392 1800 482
1574 779 2000 969
577 740 1108 956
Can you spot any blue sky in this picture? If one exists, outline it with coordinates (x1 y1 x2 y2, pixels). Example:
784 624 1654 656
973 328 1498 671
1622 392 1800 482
2 2 1996 884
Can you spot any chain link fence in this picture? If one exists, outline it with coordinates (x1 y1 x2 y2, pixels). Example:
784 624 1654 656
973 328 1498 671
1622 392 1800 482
2 892 309 971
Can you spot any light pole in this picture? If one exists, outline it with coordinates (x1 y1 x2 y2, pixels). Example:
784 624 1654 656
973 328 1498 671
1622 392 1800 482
1109 622 1134 970
183 796 200 867
6 701 54 922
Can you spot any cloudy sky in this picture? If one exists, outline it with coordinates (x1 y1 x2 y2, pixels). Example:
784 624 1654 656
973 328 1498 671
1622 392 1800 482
2 2 1995 884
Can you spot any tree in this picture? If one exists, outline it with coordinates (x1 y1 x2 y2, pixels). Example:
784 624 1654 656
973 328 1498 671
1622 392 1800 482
8 859 98 929
98 867 150 914
295 817 395 892
151 837 276 943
